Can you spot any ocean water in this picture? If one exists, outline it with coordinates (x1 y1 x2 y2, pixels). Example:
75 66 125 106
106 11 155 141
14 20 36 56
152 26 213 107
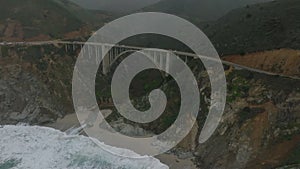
0 125 168 169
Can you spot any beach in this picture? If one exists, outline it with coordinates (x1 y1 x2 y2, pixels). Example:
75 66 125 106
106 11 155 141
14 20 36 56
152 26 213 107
46 112 198 169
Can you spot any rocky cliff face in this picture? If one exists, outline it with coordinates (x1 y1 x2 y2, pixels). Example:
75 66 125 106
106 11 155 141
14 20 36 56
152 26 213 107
0 64 63 125
0 44 78 125
104 58 300 169
192 70 300 169
0 44 299 169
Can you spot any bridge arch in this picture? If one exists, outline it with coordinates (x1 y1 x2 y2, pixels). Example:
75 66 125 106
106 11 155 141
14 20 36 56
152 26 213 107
102 46 171 75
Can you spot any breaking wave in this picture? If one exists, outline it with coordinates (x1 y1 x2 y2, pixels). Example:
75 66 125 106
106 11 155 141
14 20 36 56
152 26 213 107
0 125 168 169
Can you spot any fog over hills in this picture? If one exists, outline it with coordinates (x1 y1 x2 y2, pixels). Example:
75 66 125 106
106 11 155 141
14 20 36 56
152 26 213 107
70 0 161 13
143 0 273 22
70 0 273 22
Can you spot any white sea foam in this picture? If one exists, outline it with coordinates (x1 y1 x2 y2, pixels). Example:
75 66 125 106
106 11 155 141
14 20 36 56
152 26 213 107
0 125 168 169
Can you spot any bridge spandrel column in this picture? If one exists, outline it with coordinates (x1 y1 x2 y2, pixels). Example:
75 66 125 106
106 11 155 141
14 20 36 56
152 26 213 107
154 52 159 68
113 47 118 61
88 45 93 59
166 52 171 76
102 45 110 75
95 46 99 64
109 50 113 63
159 52 164 69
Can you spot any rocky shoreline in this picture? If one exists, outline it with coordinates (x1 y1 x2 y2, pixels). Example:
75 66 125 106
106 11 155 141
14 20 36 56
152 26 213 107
1 44 300 168
46 112 198 169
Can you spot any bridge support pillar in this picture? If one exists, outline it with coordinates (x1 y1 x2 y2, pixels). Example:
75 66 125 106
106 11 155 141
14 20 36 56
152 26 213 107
102 45 109 75
159 52 163 69
154 52 158 67
166 52 170 76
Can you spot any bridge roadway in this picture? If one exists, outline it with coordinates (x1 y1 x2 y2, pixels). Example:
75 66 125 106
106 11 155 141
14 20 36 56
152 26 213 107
0 40 299 80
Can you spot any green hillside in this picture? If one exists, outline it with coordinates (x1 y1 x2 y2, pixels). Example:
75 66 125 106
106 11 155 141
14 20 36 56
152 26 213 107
118 0 300 57
204 0 300 55
70 0 160 13
143 0 270 23
0 0 109 40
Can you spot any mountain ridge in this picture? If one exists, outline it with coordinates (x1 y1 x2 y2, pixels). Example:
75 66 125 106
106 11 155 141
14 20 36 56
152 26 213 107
70 0 161 13
204 0 300 55
142 0 272 22
0 0 110 41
